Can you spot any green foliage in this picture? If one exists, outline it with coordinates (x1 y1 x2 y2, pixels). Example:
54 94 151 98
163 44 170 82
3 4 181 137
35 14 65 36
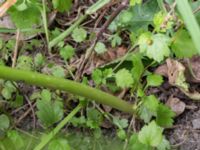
139 95 159 123
8 0 41 29
138 121 163 147
138 32 171 62
52 0 72 12
16 55 34 71
51 66 66 78
109 34 122 47
36 89 64 127
146 74 163 87
60 45 75 60
172 29 198 58
34 53 45 68
86 108 103 129
0 114 10 131
128 133 149 150
156 104 175 127
94 42 107 54
48 138 71 150
130 0 142 6
115 69 134 88
71 27 87 43
1 81 16 100
92 68 113 85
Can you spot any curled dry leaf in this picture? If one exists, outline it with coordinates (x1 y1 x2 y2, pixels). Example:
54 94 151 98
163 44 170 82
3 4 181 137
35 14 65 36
166 96 186 116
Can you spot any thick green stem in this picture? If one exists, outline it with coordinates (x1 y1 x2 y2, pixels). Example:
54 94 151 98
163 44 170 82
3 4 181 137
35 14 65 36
49 14 87 48
0 66 135 113
34 103 82 150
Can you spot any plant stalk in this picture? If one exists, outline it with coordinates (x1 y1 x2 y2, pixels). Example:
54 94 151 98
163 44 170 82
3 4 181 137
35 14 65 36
0 66 135 113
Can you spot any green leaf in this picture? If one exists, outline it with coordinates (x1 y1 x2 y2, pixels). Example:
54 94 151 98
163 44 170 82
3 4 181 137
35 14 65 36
115 69 134 88
48 138 70 150
128 133 149 150
172 29 198 58
92 69 103 85
34 53 45 67
36 99 64 127
156 104 175 127
139 95 159 123
146 74 163 87
1 81 16 99
86 108 103 129
41 89 51 102
113 117 128 129
138 121 163 147
157 137 171 150
130 0 142 6
52 0 72 12
16 56 34 71
94 42 107 54
131 53 144 83
117 129 126 140
60 45 75 60
7 130 24 150
71 28 87 43
138 33 171 62
8 0 41 29
0 114 10 131
110 34 122 47
51 66 65 78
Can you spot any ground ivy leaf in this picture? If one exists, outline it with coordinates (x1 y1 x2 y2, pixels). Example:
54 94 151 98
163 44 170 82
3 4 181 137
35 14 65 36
92 69 103 85
52 0 72 12
113 117 128 129
156 104 175 127
115 69 134 88
94 42 107 54
36 100 64 127
172 29 198 58
138 121 163 147
8 1 41 29
147 74 163 87
71 27 87 43
60 45 75 60
48 138 71 150
139 95 159 123
86 108 103 129
139 33 171 62
128 133 149 150
0 114 10 131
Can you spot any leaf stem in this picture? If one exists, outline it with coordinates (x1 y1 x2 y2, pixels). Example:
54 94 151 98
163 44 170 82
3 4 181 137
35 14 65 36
0 66 135 113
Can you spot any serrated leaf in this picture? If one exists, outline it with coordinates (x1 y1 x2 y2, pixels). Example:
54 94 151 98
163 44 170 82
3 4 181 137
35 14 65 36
41 89 51 102
172 29 198 58
86 108 103 129
128 133 149 150
156 104 175 127
8 0 41 29
60 45 75 60
94 42 107 54
52 0 72 12
71 27 87 43
48 138 70 150
147 74 163 87
138 121 163 147
113 117 128 129
115 69 134 88
36 100 64 127
139 95 159 123
139 33 171 62
92 69 103 85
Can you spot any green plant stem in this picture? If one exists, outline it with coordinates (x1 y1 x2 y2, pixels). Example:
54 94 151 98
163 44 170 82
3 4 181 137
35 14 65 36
34 103 82 150
0 66 135 113
49 14 87 48
41 0 50 52
176 0 200 54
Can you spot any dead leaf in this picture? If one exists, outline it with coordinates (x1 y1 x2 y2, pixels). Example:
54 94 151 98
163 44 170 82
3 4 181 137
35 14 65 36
166 96 186 116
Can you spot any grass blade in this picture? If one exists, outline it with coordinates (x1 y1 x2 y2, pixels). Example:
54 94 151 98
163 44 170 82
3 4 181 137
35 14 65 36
176 0 200 54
